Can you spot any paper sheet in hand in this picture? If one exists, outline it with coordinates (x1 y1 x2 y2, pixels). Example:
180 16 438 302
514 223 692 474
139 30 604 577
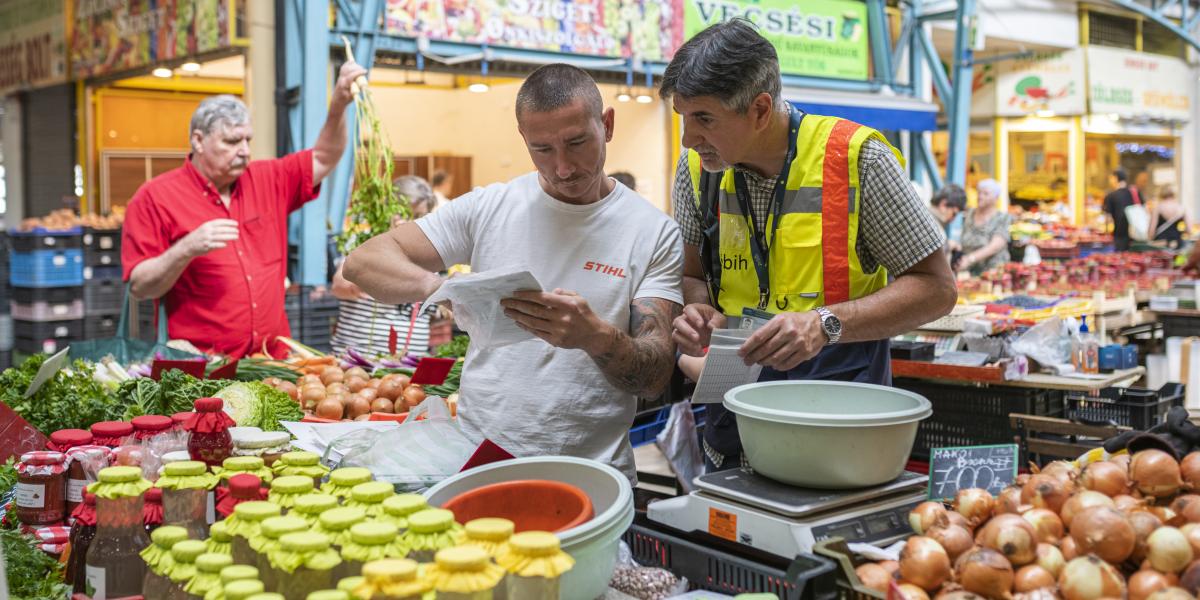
426 269 543 349
691 329 763 404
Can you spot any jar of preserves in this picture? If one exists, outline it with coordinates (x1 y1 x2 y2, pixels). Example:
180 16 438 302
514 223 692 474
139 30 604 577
219 456 275 485
67 492 98 594
306 591 348 600
344 481 394 518
378 494 427 533
273 451 329 488
216 473 268 518
186 552 233 600
85 466 153 598
354 559 430 600
312 506 367 552
206 519 233 556
90 421 134 448
145 486 165 533
220 579 266 600
321 467 372 501
338 522 401 581
496 531 575 600
47 428 93 452
456 518 514 560
133 414 174 440
64 445 112 518
187 398 236 467
425 546 504 600
225 501 281 566
400 509 461 563
165 539 208 600
336 576 363 597
268 475 316 513
253 516 308 592
206 565 260 600
15 451 67 526
172 411 195 432
158 460 218 539
141 525 190 600
291 493 338 527
234 431 292 468
270 532 342 600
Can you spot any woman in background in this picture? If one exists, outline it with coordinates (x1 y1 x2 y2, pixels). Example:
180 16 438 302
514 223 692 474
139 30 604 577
956 179 1013 277
1148 188 1188 249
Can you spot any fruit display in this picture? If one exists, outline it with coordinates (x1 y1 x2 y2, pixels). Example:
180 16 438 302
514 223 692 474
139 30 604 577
958 251 1182 299
17 207 125 231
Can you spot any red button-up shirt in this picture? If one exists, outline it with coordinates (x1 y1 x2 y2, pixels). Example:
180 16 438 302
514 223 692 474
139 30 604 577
122 150 320 358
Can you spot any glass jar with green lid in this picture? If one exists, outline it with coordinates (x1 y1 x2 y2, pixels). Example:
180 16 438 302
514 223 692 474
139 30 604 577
400 509 461 563
314 506 367 550
355 558 430 600
219 456 274 484
253 516 309 592
495 531 574 600
322 468 372 501
292 493 338 527
338 522 401 581
158 460 219 539
141 525 189 600
274 451 330 488
221 579 266 600
186 553 233 600
379 494 427 532
226 501 281 566
424 546 505 600
455 518 514 560
165 539 208 600
204 565 260 600
86 466 154 599
269 475 316 512
206 519 233 556
344 481 394 517
337 576 364 599
269 532 343 600
246 594 286 600
307 590 349 600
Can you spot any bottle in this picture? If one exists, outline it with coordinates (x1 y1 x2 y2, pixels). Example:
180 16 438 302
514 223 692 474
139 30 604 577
1080 316 1100 374
159 460 219 539
400 508 462 563
67 492 99 594
187 398 236 467
14 451 68 526
186 553 234 600
206 519 234 556
145 486 165 534
204 565 260 600
344 481 394 518
496 531 575 600
166 539 208 600
253 516 309 592
85 465 153 598
226 500 281 566
425 546 505 599
269 532 343 600
456 518 514 560
216 473 267 518
141 525 190 600
291 493 338 527
378 494 427 533
269 475 316 513
273 451 330 489
338 522 401 581
354 558 430 600
321 467 372 502
313 506 367 552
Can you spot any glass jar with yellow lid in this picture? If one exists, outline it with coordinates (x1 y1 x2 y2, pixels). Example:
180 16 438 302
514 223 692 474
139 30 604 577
253 515 308 591
268 475 316 513
495 531 574 600
424 546 504 600
338 521 402 581
225 501 280 566
400 509 461 563
269 532 343 600
355 558 431 600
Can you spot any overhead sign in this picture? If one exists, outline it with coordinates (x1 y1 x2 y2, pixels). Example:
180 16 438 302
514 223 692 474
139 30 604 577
0 0 68 95
1088 45 1193 122
995 49 1086 117
382 0 685 62
70 0 236 79
684 0 870 80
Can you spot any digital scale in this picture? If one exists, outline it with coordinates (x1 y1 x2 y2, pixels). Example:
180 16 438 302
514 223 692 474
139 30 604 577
647 468 928 559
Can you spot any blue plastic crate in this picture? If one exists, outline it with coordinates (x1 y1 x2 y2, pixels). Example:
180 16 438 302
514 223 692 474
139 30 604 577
629 405 707 447
10 249 84 287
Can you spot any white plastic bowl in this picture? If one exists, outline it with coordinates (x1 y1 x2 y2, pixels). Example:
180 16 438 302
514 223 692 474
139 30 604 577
725 380 932 488
423 456 634 600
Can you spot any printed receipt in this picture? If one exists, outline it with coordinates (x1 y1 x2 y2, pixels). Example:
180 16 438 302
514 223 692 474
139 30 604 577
426 269 544 349
691 328 764 404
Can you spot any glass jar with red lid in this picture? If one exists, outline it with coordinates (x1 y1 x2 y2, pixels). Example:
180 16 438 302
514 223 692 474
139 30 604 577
90 421 134 448
171 412 194 431
49 430 97 515
187 398 235 467
132 415 173 441
47 429 93 452
67 492 98 594
64 445 111 517
143 487 164 534
15 451 68 526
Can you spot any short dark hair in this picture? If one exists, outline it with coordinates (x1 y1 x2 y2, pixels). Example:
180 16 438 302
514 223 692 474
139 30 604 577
610 171 636 189
933 184 967 211
659 18 782 113
1113 168 1128 183
515 63 603 121
430 170 449 187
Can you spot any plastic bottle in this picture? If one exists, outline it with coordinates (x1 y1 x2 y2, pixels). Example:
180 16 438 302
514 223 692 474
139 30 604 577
424 546 505 599
321 467 372 501
158 460 219 539
344 481 394 518
400 508 462 562
496 531 575 600
292 493 338 527
269 532 343 600
141 525 190 600
338 521 402 581
378 494 427 533
166 539 208 600
269 475 316 513
1080 316 1100 374
354 558 430 600
85 466 153 598
254 516 309 592
225 501 281 566
186 553 234 600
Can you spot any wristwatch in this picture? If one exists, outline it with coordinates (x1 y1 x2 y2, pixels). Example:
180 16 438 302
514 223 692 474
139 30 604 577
815 307 842 345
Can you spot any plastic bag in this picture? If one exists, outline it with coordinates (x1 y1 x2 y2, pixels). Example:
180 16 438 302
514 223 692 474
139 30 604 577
325 396 476 491
140 430 189 481
655 402 703 493
609 540 689 600
1010 317 1071 368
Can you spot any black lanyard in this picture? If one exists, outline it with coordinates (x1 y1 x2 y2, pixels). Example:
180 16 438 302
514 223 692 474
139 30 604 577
732 107 804 310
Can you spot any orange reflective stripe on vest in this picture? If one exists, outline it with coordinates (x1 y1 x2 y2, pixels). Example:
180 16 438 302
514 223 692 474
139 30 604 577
820 119 860 306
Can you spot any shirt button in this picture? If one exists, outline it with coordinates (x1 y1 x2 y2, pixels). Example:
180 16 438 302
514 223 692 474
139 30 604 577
246 275 252 282
252 303 258 309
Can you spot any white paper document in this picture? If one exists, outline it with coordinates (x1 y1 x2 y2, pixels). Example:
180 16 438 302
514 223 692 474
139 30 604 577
281 421 400 463
691 329 764 404
426 269 544 349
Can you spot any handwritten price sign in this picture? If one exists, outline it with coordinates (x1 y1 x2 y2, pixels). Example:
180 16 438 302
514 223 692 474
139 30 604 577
928 444 1018 501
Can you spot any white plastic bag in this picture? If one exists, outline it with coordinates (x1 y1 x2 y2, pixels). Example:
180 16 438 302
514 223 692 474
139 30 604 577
1010 317 1071 368
326 396 476 491
1126 204 1151 242
655 402 703 493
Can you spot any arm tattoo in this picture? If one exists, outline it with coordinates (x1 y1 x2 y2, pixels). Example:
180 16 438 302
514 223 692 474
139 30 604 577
591 298 681 398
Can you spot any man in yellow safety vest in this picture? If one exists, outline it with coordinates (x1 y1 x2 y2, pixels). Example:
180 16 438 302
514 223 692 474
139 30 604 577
663 19 958 471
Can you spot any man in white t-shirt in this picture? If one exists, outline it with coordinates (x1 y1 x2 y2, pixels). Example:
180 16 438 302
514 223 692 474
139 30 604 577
344 64 684 479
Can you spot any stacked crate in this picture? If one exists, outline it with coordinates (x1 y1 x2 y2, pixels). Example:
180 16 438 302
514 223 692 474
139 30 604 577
0 233 10 368
286 286 338 353
9 228 85 355
82 228 123 340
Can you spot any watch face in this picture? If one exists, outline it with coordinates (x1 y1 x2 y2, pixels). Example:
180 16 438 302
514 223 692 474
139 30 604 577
823 315 842 336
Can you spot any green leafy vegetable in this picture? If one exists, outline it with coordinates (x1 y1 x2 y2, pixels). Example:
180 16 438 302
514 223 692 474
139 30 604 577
214 382 302 432
207 358 299 383
435 335 470 358
1 355 125 434
2 529 70 600
119 369 231 420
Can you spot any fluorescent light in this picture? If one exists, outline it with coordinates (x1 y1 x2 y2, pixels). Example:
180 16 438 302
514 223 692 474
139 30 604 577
152 67 173 78
1035 109 1055 118
617 92 632 103
467 82 489 93
180 62 201 73
635 94 653 104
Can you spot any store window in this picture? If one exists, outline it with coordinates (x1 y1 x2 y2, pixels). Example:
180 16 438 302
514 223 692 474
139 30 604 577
1008 131 1070 213
1085 136 1178 206
1088 11 1137 50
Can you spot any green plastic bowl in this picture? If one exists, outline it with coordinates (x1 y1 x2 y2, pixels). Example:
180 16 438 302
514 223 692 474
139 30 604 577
724 381 932 488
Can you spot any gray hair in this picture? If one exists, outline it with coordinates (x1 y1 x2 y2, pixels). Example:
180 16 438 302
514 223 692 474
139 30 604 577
978 179 1002 198
189 94 249 138
659 19 783 114
394 176 435 210
515 63 603 122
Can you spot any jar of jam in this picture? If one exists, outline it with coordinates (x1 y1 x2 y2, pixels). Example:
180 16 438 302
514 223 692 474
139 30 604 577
91 421 134 448
171 412 194 432
47 428 93 452
216 473 268 519
85 466 153 599
144 486 165 534
132 414 174 441
63 443 109 517
67 492 98 594
187 398 236 467
158 460 218 539
15 451 67 526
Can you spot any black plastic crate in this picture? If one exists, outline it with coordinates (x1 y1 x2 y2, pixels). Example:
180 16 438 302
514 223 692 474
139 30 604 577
84 265 122 281
12 286 83 305
83 248 120 268
15 335 79 355
84 278 123 316
895 378 1064 460
15 319 83 341
0 350 10 370
83 313 120 340
1160 314 1200 339
9 228 83 251
83 228 121 252
622 520 838 600
1065 383 1185 429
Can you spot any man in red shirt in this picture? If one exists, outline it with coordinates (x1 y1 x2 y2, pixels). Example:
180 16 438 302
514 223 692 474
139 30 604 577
121 61 367 358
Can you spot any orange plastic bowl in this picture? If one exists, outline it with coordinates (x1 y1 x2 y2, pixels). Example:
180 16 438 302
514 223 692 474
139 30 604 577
441 479 595 533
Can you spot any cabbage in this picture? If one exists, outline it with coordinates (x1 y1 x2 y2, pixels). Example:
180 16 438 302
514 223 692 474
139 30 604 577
215 382 302 431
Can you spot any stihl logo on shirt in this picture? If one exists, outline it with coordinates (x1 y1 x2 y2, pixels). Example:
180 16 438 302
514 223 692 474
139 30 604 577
583 261 627 279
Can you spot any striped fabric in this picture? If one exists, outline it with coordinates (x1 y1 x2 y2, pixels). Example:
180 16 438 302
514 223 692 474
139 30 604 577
330 298 437 357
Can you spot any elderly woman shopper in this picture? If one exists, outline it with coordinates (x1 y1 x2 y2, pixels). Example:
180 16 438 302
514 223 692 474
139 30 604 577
957 179 1012 276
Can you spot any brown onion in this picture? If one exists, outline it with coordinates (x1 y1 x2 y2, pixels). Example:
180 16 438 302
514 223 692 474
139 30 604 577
901 536 952 592
955 547 1015 599
1170 495 1200 524
936 510 975 532
1132 510 1167 564
1131 450 1184 498
998 486 1026 515
1058 555 1126 600
956 489 996 527
1061 536 1079 560
897 583 932 600
1022 509 1064 545
1061 491 1116 528
929 524 975 562
1013 590 1060 600
1112 453 1132 470
936 592 987 600
1147 588 1195 600
1036 543 1066 578
1181 452 1200 492
1151 505 1185 528
1130 570 1176 600
1024 474 1071 514
1080 460 1130 497
1148 527 1196 574
1014 565 1056 593
978 513 1039 566
911 501 949 535
1116 494 1147 513
856 563 892 593
1180 524 1200 556
1070 506 1136 564
1179 560 1200 595
880 560 901 576
1042 460 1080 484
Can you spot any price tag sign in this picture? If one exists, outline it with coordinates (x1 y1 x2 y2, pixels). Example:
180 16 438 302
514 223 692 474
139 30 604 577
928 444 1018 501
410 357 456 386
